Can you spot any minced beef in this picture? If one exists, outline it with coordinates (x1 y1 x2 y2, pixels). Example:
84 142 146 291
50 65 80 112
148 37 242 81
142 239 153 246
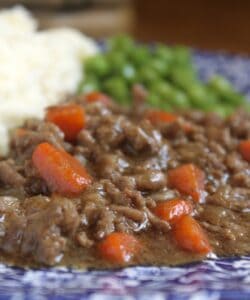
0 94 249 269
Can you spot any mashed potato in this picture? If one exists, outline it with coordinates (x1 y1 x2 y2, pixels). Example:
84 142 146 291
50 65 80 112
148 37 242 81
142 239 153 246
0 6 37 36
0 6 98 155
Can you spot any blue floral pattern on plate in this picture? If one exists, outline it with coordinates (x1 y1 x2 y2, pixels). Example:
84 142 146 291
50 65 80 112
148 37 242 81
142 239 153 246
0 51 250 300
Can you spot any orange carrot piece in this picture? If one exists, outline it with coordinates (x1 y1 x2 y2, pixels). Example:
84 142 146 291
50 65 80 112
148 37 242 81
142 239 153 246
239 140 250 162
32 142 92 196
98 232 141 264
168 164 205 202
46 104 85 142
85 92 111 105
173 215 212 254
146 110 178 124
146 110 191 133
153 198 193 224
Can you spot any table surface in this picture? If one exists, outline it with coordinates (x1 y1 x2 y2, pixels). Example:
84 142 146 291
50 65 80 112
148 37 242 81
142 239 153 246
133 0 250 55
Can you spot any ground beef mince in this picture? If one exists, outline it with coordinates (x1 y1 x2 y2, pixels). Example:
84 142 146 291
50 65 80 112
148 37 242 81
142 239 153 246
0 95 249 269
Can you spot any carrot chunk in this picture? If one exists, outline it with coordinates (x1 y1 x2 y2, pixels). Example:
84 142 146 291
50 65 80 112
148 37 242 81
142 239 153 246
146 110 178 124
239 140 250 162
98 232 141 264
146 110 192 133
46 104 85 142
85 91 111 105
168 164 205 202
153 198 193 224
32 142 92 196
173 215 212 254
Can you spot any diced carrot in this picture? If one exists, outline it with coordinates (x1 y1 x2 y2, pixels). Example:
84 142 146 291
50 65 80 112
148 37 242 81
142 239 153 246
146 110 192 133
146 110 178 124
45 104 85 142
239 140 250 162
98 232 141 264
85 92 111 105
153 198 193 224
173 215 212 254
168 164 205 203
32 142 92 196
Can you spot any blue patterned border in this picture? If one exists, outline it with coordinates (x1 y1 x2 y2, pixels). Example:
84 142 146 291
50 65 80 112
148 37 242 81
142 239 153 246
194 50 250 98
0 257 249 299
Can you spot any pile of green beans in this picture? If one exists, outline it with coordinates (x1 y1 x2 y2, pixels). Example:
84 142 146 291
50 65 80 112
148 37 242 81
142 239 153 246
78 35 248 116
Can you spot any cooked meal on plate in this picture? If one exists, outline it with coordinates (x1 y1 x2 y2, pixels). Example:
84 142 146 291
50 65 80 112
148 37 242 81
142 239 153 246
0 90 249 268
0 7 249 269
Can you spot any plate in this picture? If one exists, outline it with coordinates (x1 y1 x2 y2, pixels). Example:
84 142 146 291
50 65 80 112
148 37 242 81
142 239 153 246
0 50 250 300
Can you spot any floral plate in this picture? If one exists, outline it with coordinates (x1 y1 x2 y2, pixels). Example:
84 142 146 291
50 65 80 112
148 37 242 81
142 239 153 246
0 51 250 300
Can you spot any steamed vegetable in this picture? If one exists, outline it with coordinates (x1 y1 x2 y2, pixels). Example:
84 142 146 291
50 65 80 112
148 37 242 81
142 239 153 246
173 215 212 254
85 91 111 105
146 110 178 123
46 104 85 142
168 164 205 203
153 198 193 224
79 35 248 115
239 140 250 162
98 232 141 264
32 143 92 196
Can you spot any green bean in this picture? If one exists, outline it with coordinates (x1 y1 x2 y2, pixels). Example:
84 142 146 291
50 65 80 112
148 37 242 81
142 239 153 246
172 46 192 66
154 44 173 63
119 64 137 84
106 52 127 74
208 75 233 94
170 68 197 90
150 82 190 109
208 75 245 106
211 104 234 118
150 81 173 98
85 55 110 77
149 58 170 77
169 90 190 109
108 35 134 54
223 92 245 106
80 35 248 115
138 67 160 85
103 77 130 105
188 84 217 110
130 46 151 66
